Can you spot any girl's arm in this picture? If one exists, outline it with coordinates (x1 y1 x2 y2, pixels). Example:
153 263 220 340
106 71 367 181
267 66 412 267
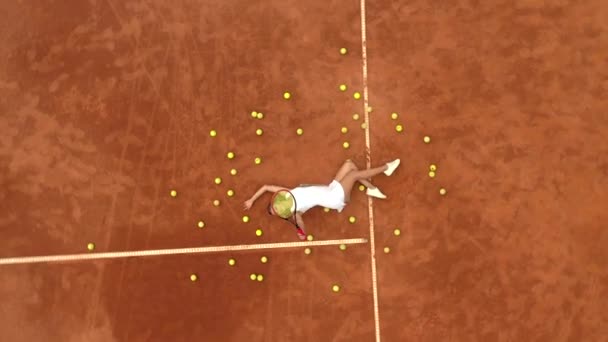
243 184 286 210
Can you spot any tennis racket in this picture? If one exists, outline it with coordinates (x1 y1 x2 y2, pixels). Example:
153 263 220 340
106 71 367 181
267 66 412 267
269 189 299 229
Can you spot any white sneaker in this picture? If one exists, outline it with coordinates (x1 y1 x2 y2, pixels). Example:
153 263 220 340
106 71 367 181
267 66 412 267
384 159 401 176
366 187 387 199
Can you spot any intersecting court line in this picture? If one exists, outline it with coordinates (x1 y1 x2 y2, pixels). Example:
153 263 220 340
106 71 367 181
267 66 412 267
0 238 368 266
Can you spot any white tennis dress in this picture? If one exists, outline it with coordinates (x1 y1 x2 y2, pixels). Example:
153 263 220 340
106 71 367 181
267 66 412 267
289 180 346 213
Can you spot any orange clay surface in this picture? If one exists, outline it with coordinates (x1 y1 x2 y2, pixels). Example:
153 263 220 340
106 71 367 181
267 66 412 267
1 0 607 341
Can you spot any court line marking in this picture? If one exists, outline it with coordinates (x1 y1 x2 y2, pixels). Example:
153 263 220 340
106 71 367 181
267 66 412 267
359 0 382 341
0 238 368 266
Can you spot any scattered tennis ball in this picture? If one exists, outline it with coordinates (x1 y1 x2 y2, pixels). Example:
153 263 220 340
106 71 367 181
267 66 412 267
190 274 198 282
367 106 373 113
209 130 217 137
260 256 268 263
348 216 356 223
361 123 367 129
391 112 398 120
429 171 436 178
332 284 340 292
255 229 263 236
439 188 447 195
393 228 401 236
227 152 235 159
353 92 361 100
383 247 390 254
227 189 234 197
340 47 347 55
304 248 312 255
343 141 350 149
213 199 220 206
353 113 360 120
430 164 437 171
424 136 431 143
230 168 237 176
339 84 347 91
395 124 403 132
214 177 222 185
87 243 95 251
339 244 347 251
257 274 264 282
197 221 205 228
307 234 314 241
257 112 264 119
242 215 250 223
283 92 291 100
254 157 262 164
256 128 263 136
250 273 257 281
170 190 177 197
296 128 303 135
323 207 330 213
228 258 236 266
341 127 348 134
358 185 365 191
251 111 258 118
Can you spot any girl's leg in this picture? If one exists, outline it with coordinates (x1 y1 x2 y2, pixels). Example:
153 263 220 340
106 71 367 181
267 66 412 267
338 165 389 202
347 160 378 190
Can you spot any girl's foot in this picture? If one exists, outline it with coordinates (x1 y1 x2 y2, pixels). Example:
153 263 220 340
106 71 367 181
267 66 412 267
384 159 401 176
366 187 387 199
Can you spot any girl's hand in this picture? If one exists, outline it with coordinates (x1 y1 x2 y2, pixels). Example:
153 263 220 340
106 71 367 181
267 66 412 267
243 199 254 210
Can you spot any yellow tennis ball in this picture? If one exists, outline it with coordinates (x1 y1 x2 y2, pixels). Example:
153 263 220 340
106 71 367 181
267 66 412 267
348 216 356 223
230 168 237 176
395 124 403 132
383 247 390 253
304 248 312 255
307 234 314 241
353 92 361 100
340 47 347 55
323 207 330 212
209 130 217 137
332 284 340 292
296 128 303 135
424 136 431 143
358 185 365 191
228 258 236 266
391 112 398 120
251 111 258 118
170 190 177 197
87 242 95 251
257 274 264 282
283 92 291 99
197 221 205 228
255 229 263 236
394 229 401 236
367 106 373 113
341 127 348 134
339 244 347 251
430 164 437 171
250 273 257 280
214 177 222 185
439 188 447 195
256 128 263 136
227 189 234 197
256 112 264 119
429 171 436 178
190 274 198 281
342 141 350 149
242 215 250 223
227 152 235 159
213 199 220 206
254 157 262 164
339 84 347 91
361 123 367 129
353 113 360 120
260 256 268 263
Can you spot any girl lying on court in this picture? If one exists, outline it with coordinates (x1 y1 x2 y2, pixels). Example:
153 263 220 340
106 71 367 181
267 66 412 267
243 158 400 240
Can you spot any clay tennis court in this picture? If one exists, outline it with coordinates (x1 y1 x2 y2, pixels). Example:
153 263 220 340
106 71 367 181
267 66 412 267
1 0 608 341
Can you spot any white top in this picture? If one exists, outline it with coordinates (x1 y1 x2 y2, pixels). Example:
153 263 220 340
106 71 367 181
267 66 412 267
289 181 346 213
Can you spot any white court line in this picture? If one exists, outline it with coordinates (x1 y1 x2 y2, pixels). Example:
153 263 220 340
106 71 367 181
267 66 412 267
0 238 368 266
359 0 382 341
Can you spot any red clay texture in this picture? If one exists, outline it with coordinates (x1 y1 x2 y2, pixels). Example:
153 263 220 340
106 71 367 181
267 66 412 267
1 0 607 341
